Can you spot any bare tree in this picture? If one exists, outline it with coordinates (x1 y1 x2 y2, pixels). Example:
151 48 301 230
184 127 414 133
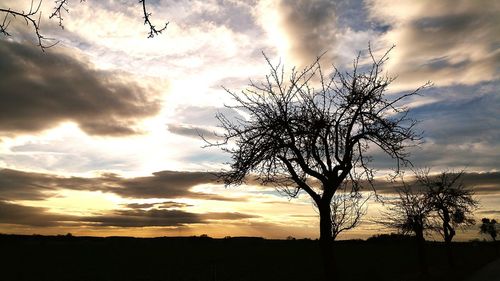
416 169 478 243
379 180 433 275
207 46 429 281
480 218 498 241
0 0 168 51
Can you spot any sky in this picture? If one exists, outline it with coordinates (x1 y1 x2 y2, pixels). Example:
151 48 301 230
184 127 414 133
0 0 499 240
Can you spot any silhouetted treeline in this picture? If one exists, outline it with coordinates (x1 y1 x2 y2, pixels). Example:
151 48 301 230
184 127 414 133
0 234 498 281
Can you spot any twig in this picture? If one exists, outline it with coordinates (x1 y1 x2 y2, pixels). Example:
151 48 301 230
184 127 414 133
0 0 58 51
139 0 168 38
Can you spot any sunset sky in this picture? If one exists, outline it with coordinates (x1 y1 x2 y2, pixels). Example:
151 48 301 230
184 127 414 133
0 0 498 240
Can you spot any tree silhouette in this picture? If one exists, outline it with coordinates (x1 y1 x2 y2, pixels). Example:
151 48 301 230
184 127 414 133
379 180 433 275
208 46 429 281
380 184 433 240
480 218 498 241
0 0 167 51
416 169 478 268
416 169 478 244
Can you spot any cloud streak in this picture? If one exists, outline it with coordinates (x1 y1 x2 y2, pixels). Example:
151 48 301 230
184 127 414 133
0 200 256 228
0 168 225 201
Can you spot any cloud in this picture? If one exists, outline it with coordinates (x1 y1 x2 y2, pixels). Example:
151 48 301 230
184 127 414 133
0 199 256 228
109 170 218 199
364 82 500 172
79 209 257 227
0 200 77 227
0 40 160 136
257 0 338 66
366 0 500 90
184 0 261 34
477 210 500 216
81 208 201 227
166 106 245 142
167 124 217 141
0 168 229 201
409 84 499 145
122 201 192 209
171 106 243 127
200 212 257 221
369 172 500 195
0 168 83 201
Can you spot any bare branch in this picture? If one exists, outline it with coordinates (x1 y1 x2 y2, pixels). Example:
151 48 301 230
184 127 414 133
139 0 168 38
1 0 168 52
0 0 58 51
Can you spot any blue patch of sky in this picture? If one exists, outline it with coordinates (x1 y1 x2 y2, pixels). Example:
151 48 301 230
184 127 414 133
334 0 389 32
409 85 499 145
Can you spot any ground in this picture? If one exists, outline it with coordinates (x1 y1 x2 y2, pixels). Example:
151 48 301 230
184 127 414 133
1 234 498 281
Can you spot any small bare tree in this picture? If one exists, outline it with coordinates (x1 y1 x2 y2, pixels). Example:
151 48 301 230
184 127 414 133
416 169 478 243
208 46 429 281
380 184 433 242
0 0 168 51
379 181 433 274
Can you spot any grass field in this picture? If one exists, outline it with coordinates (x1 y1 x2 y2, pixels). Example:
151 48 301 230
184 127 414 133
1 234 498 281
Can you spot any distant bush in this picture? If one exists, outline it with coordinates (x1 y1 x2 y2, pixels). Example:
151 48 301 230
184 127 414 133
366 233 413 242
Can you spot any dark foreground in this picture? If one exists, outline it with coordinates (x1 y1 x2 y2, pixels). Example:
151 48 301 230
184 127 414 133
1 234 498 281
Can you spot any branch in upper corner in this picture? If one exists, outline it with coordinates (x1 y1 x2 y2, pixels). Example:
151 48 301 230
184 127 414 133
0 0 58 51
1 0 168 52
49 0 85 29
139 0 168 38
49 0 69 29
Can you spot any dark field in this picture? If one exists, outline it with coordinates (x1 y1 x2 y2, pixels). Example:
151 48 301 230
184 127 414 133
1 234 498 281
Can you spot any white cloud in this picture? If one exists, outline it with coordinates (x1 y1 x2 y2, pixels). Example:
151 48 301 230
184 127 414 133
366 0 500 90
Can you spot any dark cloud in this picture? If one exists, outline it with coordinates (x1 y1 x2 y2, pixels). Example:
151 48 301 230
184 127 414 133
0 168 86 200
0 40 160 136
80 209 256 227
167 123 217 141
157 201 193 209
0 200 255 228
0 168 230 201
122 201 192 209
81 208 201 227
122 203 159 209
0 200 77 227
110 170 218 199
275 0 337 66
370 172 500 195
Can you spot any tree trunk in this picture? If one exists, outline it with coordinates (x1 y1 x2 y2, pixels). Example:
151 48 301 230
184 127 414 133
415 229 428 278
319 201 336 281
442 211 455 267
444 224 456 268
